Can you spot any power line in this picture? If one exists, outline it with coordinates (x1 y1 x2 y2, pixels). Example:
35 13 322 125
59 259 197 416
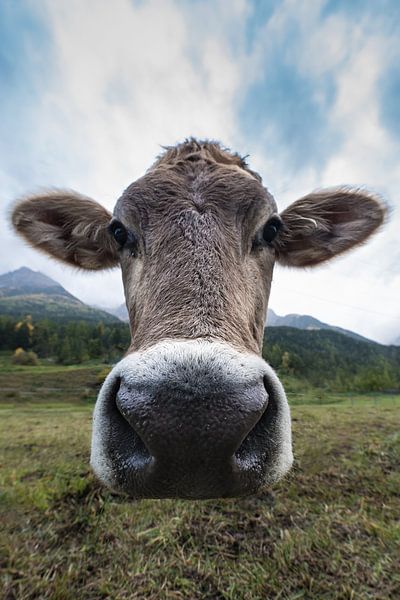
277 286 400 320
344 256 400 277
322 268 400 308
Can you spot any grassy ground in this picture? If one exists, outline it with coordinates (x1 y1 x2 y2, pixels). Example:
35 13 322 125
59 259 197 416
0 355 110 407
1 363 399 599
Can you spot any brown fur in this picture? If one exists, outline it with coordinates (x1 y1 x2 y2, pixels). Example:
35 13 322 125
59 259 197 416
11 190 119 270
10 140 386 354
276 187 386 267
115 150 275 353
151 138 262 181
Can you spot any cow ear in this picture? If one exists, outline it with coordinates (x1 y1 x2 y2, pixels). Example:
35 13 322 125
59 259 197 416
11 190 120 270
275 187 386 267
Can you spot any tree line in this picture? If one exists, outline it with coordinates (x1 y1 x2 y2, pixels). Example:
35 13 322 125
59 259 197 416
263 327 400 392
0 315 399 392
0 315 130 364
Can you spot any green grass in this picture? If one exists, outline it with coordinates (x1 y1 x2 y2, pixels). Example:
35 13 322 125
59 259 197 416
1 362 400 599
280 374 400 407
0 356 110 407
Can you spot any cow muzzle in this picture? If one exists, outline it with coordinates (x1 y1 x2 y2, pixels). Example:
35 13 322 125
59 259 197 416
91 340 292 499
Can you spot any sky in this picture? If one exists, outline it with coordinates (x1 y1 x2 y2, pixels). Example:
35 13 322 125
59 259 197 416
1 0 399 344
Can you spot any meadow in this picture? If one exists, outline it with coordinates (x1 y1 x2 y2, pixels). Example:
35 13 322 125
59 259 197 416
1 359 399 599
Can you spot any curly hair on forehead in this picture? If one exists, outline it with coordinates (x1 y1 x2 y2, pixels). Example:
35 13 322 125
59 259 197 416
150 138 262 181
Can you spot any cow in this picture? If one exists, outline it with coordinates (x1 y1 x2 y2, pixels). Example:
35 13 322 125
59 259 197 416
11 139 385 499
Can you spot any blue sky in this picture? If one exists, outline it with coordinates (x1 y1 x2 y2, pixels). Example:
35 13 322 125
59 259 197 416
1 0 399 343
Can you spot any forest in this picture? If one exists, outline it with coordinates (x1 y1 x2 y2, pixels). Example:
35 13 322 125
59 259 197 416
0 315 130 365
263 327 400 392
0 315 399 393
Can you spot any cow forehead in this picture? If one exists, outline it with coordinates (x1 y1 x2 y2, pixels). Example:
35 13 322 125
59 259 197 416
150 139 262 178
114 162 276 225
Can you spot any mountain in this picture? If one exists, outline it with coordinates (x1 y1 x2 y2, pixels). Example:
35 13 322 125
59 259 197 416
266 308 373 343
0 266 77 299
0 267 120 323
109 304 386 344
104 303 129 321
1 267 395 343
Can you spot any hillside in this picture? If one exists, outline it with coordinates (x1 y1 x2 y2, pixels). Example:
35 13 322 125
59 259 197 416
263 326 400 390
0 267 119 323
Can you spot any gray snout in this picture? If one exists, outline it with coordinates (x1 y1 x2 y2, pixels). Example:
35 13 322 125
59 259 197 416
91 340 293 499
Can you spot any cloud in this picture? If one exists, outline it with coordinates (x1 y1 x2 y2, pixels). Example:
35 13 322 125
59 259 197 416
0 0 399 343
244 1 400 343
1 0 248 307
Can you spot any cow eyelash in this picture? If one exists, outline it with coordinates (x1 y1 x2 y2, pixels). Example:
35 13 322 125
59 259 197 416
108 220 138 257
262 216 282 244
252 216 283 251
109 221 127 246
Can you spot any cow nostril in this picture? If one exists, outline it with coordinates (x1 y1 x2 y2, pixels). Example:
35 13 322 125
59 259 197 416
234 377 276 467
112 378 152 468
111 376 122 400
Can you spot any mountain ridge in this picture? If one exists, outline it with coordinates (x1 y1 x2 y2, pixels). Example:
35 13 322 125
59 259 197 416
1 267 398 345
0 267 119 323
102 304 393 346
266 309 375 344
0 266 74 299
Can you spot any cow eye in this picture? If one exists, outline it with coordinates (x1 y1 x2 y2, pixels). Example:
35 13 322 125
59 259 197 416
262 217 282 244
109 221 128 246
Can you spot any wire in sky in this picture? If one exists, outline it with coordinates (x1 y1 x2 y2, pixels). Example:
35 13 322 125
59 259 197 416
277 286 400 320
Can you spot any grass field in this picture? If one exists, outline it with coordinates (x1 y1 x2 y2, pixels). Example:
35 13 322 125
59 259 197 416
1 362 399 599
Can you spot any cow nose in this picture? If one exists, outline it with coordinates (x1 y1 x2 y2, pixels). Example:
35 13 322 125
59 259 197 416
91 341 293 499
114 374 269 497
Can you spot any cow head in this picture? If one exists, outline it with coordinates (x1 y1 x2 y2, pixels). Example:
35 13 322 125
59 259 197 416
11 140 385 498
